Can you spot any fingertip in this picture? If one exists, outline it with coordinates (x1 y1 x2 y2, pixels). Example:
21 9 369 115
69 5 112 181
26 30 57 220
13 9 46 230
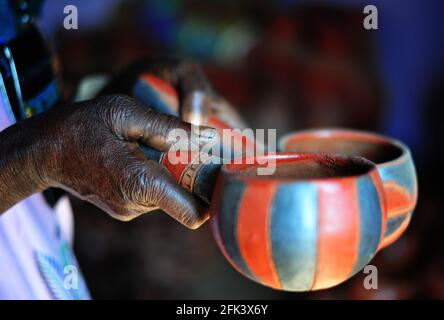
156 178 210 229
182 208 210 230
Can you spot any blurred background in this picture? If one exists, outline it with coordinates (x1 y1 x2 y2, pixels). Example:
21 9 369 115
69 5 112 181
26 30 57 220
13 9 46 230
35 0 444 299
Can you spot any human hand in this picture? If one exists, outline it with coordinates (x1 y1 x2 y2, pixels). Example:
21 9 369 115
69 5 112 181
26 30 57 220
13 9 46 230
0 94 215 229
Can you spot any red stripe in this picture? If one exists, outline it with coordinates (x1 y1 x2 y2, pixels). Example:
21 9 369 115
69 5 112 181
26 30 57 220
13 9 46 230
383 181 413 217
237 181 281 289
160 151 200 189
141 74 178 100
312 179 360 290
141 73 179 113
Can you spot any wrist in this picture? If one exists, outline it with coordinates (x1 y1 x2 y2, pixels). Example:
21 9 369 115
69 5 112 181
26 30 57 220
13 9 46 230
0 117 50 212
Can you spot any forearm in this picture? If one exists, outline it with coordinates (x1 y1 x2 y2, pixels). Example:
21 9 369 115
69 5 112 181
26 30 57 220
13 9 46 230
0 119 47 213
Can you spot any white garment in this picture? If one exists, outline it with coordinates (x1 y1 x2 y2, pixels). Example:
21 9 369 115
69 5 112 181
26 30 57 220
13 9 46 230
0 89 90 300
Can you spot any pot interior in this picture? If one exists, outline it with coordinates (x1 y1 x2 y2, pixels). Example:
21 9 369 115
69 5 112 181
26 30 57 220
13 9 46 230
283 133 403 165
230 154 374 180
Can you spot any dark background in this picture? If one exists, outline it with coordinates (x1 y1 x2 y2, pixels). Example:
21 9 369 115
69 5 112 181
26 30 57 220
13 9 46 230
37 0 444 299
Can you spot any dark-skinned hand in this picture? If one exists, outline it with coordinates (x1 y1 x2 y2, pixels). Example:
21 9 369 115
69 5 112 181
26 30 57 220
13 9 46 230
0 94 215 229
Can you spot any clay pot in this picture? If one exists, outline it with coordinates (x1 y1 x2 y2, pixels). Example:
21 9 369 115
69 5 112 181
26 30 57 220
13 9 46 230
141 144 389 291
210 153 387 291
135 75 391 291
279 128 418 248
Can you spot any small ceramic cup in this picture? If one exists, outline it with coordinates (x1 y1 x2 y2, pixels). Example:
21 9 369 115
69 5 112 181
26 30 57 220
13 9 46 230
210 153 387 291
279 129 418 248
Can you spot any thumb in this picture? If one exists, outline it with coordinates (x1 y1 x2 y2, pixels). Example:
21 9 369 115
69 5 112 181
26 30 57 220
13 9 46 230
103 95 216 151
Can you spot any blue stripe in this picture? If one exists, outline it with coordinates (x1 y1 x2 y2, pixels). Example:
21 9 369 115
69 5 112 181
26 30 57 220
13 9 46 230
218 180 255 279
271 183 318 291
379 157 417 196
193 163 222 205
384 211 412 237
132 80 178 116
352 176 383 275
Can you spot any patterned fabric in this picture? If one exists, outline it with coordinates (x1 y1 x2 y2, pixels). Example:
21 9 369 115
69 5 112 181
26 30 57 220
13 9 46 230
35 241 89 300
0 189 91 299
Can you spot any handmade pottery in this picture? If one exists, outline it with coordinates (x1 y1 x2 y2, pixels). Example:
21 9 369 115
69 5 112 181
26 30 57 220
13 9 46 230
210 153 387 291
135 75 391 290
279 129 418 248
140 146 388 291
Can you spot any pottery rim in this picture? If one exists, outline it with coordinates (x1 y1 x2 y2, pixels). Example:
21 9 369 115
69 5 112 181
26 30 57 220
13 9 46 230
220 152 381 184
278 127 411 169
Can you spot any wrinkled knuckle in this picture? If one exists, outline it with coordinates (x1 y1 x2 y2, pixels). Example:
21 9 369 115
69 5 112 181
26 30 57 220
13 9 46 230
96 95 135 130
162 114 184 133
149 177 169 205
122 165 159 206
102 94 135 114
150 112 183 135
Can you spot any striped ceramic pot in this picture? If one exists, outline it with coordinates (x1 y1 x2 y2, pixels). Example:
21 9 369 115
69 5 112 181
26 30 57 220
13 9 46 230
210 153 387 291
279 129 418 249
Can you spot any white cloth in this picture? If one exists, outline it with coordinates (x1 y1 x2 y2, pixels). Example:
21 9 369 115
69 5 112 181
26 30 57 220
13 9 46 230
0 89 90 300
